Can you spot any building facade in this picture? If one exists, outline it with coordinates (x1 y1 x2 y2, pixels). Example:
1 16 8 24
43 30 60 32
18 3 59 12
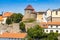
23 5 60 33
43 9 60 33
37 12 45 22
22 5 36 21
0 12 12 24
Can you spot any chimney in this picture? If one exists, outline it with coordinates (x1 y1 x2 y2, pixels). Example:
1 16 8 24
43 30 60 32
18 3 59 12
2 11 3 15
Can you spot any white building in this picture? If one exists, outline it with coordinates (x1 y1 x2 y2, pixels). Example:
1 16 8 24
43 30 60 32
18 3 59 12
42 8 60 33
0 12 12 24
44 22 60 33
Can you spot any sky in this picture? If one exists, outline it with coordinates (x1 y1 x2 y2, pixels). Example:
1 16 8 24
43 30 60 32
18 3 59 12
0 0 60 14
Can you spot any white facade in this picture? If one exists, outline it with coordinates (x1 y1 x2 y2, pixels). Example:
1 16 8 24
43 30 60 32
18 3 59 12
0 17 7 24
52 11 60 17
46 9 51 17
44 25 60 33
43 13 47 22
43 9 52 22
2 17 7 24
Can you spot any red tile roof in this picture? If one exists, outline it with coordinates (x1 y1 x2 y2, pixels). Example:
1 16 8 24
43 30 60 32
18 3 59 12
40 22 60 28
47 22 60 25
0 32 27 38
0 16 3 21
25 5 34 10
3 12 12 17
40 22 48 28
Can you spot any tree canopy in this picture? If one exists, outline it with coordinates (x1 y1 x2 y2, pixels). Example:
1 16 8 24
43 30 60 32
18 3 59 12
10 13 23 23
6 17 12 25
27 25 58 40
19 22 25 32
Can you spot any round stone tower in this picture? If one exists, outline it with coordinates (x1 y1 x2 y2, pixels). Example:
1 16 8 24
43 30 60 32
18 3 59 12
22 5 36 21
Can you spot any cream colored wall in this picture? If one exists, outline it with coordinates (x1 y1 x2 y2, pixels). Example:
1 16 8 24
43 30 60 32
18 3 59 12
52 17 60 22
2 17 7 24
37 13 43 22
22 10 31 21
52 11 60 17
47 10 51 17
0 21 2 24
24 10 31 18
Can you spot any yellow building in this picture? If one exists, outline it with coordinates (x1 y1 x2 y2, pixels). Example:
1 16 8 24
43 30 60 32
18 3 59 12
52 9 60 22
37 12 45 22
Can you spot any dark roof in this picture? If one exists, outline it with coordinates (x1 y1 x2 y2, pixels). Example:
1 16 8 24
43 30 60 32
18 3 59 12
24 5 34 10
52 8 60 11
37 12 45 14
0 14 2 16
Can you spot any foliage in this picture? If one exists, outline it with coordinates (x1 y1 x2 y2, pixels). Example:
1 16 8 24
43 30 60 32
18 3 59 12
46 32 58 40
23 18 35 23
10 13 23 23
6 17 12 25
27 25 46 39
27 25 58 40
19 22 25 32
28 19 35 22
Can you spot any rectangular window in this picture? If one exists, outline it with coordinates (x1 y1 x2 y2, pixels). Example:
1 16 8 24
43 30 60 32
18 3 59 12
51 25 52 28
56 25 58 28
46 30 48 32
56 11 58 15
56 30 58 33
50 30 53 32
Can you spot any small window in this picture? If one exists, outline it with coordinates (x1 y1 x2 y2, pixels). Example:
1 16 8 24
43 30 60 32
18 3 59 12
51 25 52 28
45 13 46 15
56 11 58 15
50 30 53 32
56 25 58 28
27 11 29 13
56 30 58 33
46 30 48 32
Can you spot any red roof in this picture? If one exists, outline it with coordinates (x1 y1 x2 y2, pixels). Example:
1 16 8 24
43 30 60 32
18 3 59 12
0 32 27 38
3 12 12 17
0 16 3 21
47 22 60 25
40 22 60 28
25 5 34 10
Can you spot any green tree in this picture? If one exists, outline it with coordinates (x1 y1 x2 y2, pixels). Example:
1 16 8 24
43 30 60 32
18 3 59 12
19 22 25 32
6 17 12 25
27 25 58 40
27 25 46 40
10 13 23 23
46 32 58 40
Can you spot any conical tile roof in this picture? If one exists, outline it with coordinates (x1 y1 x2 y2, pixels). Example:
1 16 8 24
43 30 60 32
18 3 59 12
25 5 34 10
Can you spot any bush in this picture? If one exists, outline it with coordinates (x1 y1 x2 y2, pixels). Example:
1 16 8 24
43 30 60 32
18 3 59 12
6 17 12 25
27 25 58 40
19 22 25 32
10 13 23 23
23 18 35 23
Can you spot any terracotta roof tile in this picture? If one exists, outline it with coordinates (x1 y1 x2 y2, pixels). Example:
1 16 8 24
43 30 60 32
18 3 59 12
40 22 48 28
25 5 34 10
47 22 60 25
3 12 12 17
0 16 3 21
0 32 27 38
40 22 60 28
